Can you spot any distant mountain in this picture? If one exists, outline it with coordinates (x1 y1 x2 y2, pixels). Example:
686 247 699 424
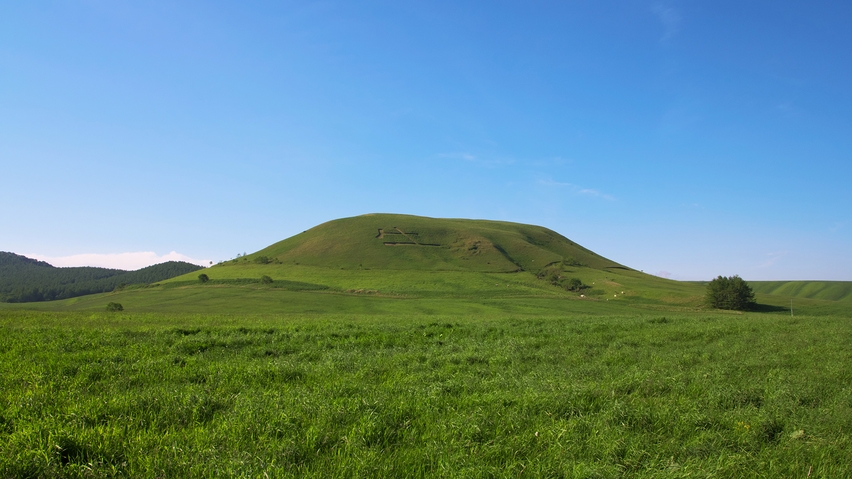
0 252 203 303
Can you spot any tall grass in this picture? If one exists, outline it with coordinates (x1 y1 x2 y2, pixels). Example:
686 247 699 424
2 310 850 477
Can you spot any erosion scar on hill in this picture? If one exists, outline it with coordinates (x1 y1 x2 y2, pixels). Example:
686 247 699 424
377 228 441 247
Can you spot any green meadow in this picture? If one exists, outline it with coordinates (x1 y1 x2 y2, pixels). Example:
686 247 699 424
2 215 850 477
3 309 851 478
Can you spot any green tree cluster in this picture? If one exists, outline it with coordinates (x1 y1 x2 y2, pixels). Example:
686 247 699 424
705 275 755 311
0 252 204 303
536 267 588 292
106 302 124 312
565 278 586 292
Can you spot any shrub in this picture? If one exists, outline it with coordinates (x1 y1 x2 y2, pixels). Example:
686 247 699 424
563 257 584 267
565 278 586 292
536 267 561 285
254 256 271 265
706 275 755 310
198 274 210 283
260 275 273 284
106 302 123 312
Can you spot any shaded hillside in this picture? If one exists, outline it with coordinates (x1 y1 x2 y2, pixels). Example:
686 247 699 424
0 252 203 302
239 213 626 273
750 281 852 302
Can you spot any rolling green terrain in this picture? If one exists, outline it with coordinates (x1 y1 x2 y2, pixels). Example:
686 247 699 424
1 214 850 477
750 281 852 302
157 213 707 314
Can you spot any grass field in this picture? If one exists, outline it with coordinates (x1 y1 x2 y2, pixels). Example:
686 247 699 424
2 308 851 478
2 215 851 477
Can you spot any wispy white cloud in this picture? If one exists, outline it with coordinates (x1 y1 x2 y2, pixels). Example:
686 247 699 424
577 188 615 200
438 152 514 167
540 178 616 201
531 156 573 167
656 271 672 279
757 251 789 269
25 251 211 270
539 178 572 187
439 152 477 162
652 3 681 42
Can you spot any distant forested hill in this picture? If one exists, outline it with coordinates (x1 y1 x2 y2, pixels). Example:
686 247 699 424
0 252 203 303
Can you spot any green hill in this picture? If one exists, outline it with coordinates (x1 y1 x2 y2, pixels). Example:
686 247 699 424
6 214 848 315
111 213 702 312
0 252 203 303
241 213 625 272
750 281 852 302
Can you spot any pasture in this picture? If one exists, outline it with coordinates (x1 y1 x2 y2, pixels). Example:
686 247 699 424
2 307 851 478
2 215 850 477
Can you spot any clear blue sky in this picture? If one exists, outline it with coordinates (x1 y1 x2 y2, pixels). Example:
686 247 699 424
2 1 850 280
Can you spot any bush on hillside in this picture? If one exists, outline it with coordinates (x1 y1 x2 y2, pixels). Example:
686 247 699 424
260 275 273 284
706 275 755 311
198 273 210 283
536 267 561 285
563 257 585 267
106 302 123 312
565 278 587 292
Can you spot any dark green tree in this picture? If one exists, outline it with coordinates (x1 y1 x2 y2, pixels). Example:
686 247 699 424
260 275 273 284
106 302 123 312
0 252 203 303
198 273 210 283
705 275 755 311
565 278 585 292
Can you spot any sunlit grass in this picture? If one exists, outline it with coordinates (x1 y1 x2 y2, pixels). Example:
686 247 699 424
2 310 850 477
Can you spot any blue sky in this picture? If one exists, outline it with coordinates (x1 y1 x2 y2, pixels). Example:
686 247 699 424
2 1 850 280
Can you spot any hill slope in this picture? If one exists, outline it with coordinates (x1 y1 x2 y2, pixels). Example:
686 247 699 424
242 213 626 273
0 252 203 302
6 215 849 315
750 281 852 302
135 213 706 311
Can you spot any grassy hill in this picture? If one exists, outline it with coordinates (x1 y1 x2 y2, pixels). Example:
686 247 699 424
244 213 625 272
0 214 722 314
3 214 849 316
3 215 852 477
126 213 705 311
750 281 852 302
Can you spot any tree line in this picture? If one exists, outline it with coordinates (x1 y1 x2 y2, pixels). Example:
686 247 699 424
0 252 203 303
